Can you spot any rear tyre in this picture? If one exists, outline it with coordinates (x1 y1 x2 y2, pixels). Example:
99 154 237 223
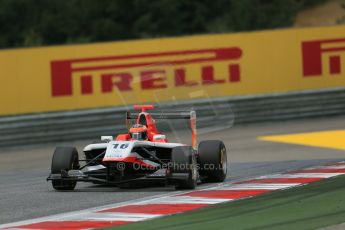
171 146 197 190
198 140 227 182
51 147 79 191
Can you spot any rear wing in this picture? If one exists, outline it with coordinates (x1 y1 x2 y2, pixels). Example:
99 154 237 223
126 111 194 119
126 107 197 149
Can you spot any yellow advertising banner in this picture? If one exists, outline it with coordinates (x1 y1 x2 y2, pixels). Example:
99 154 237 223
1 25 345 116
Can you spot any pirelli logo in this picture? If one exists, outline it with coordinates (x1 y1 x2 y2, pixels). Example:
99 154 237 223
302 38 345 77
50 47 243 97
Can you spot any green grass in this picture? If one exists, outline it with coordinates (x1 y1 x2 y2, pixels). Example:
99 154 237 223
107 175 345 230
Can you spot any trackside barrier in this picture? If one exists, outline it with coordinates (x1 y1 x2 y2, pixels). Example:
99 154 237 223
0 88 344 148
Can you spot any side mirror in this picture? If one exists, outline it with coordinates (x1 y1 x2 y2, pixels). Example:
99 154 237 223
153 134 166 141
101 136 113 142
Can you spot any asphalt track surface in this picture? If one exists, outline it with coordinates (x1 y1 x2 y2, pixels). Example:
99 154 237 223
0 116 345 225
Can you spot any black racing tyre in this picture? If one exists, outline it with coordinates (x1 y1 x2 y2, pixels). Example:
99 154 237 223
51 147 79 191
171 146 197 190
198 140 227 182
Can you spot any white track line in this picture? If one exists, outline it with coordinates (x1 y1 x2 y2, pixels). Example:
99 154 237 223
138 196 232 204
257 173 344 179
218 183 300 190
0 190 188 229
60 212 161 222
306 165 345 169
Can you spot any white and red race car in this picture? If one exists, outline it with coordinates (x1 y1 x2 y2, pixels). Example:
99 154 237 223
47 105 227 190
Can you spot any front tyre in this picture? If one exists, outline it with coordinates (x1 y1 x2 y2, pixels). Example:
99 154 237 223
171 146 197 190
51 147 79 191
198 140 227 182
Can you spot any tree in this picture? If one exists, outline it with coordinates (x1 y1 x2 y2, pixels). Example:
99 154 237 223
0 0 327 49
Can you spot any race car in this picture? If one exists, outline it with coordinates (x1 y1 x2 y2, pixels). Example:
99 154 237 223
47 105 227 190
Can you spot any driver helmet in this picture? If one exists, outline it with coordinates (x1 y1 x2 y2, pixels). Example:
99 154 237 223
129 124 148 140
